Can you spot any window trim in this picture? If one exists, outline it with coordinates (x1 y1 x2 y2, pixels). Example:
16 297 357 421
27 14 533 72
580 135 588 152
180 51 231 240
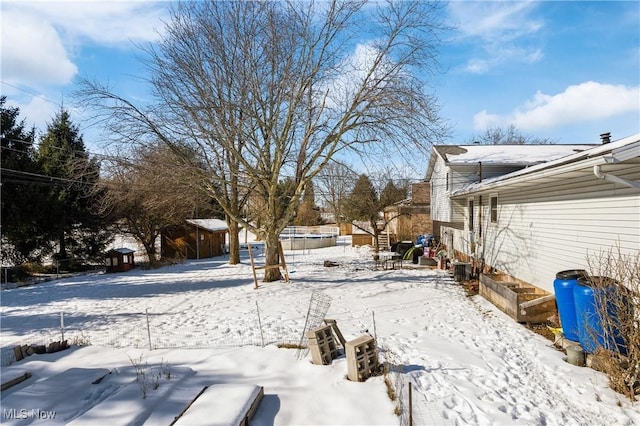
490 194 498 224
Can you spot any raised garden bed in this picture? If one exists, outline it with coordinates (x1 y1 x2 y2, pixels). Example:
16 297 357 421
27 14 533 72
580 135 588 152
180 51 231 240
479 273 556 323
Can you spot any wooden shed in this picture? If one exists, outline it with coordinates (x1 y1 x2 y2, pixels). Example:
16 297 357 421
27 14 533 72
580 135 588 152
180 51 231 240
104 248 135 273
161 219 228 260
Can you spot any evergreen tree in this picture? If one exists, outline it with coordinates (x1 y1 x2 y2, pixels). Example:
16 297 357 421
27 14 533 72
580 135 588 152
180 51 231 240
36 109 111 267
380 180 408 207
0 97 50 263
344 175 407 252
295 181 322 226
344 174 379 225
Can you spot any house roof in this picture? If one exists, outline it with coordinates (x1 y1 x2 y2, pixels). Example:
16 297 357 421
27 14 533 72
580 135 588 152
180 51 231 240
186 218 229 232
450 133 640 197
425 143 596 181
437 144 595 165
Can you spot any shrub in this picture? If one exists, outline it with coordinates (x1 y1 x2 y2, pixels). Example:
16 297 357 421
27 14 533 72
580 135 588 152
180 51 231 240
587 248 639 400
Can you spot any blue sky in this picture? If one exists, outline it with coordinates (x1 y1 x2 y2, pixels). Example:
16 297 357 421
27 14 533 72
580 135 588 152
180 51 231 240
2 0 639 151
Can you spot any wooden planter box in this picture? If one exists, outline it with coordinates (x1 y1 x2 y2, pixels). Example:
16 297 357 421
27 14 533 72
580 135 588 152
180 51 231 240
479 273 556 323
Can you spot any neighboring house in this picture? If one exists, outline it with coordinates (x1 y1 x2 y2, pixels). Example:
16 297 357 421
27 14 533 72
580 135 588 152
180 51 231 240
161 219 228 260
104 248 135 273
384 182 432 242
426 133 640 293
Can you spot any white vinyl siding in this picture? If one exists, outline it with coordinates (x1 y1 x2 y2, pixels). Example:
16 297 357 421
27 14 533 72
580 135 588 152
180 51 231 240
477 174 639 292
430 157 451 222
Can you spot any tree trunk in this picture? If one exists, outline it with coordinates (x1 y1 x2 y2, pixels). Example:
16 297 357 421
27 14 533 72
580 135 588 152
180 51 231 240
143 239 158 266
263 230 283 282
227 219 240 264
371 219 381 253
58 229 67 260
58 227 68 270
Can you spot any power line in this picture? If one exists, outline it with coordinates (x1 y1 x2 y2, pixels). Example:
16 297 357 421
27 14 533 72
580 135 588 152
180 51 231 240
1 139 122 162
1 81 62 107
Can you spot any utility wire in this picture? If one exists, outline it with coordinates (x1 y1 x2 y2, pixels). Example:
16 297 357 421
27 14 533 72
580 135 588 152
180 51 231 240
1 80 62 107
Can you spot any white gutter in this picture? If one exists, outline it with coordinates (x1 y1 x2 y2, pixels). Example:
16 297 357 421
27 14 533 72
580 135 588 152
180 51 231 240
593 165 640 190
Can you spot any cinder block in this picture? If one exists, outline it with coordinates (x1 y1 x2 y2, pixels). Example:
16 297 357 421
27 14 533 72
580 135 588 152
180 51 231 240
345 335 379 382
306 325 339 365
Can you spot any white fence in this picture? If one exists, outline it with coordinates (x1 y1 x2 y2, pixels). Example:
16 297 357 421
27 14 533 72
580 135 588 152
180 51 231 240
279 226 340 250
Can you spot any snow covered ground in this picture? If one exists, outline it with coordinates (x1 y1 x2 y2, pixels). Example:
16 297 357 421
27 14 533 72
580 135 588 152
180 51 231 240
1 239 639 425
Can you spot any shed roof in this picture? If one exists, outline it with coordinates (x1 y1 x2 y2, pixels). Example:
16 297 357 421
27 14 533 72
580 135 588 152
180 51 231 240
106 248 135 255
186 219 229 232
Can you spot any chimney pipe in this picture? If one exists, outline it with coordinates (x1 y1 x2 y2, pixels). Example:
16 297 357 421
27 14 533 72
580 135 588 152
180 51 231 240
600 132 611 144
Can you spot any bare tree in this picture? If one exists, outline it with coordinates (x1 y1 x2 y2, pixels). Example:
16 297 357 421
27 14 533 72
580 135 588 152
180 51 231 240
97 144 220 265
470 124 555 145
79 0 449 281
316 161 358 227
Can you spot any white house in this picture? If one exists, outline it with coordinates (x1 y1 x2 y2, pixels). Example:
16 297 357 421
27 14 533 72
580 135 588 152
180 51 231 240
426 134 640 292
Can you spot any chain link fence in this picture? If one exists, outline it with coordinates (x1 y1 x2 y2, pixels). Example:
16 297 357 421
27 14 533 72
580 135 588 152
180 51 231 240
1 304 308 367
2 292 451 425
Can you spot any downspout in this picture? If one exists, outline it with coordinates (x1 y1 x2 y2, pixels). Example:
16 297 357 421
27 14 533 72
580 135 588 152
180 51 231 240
478 161 482 240
593 166 640 190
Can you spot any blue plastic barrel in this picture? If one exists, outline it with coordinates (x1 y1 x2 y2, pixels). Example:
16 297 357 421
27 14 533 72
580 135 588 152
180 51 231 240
553 270 586 342
573 276 626 354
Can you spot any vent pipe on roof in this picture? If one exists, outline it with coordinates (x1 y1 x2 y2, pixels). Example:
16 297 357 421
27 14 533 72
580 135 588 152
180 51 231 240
600 132 611 144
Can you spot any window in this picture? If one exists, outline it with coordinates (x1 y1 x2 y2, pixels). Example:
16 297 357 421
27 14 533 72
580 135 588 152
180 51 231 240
123 255 129 264
468 199 474 231
490 195 498 223
105 257 112 266
113 257 119 266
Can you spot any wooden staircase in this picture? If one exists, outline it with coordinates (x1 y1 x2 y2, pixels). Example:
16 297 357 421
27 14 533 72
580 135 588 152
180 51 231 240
376 233 393 251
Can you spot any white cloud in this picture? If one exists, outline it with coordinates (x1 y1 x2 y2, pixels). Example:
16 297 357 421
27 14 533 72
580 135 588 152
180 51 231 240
321 42 388 109
465 58 489 74
16 1 167 45
1 10 77 85
449 1 544 73
5 94 59 135
450 1 541 41
473 81 640 130
0 1 167 87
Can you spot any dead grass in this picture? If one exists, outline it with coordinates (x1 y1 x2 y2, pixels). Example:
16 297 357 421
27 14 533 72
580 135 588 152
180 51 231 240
384 375 396 401
276 342 307 349
525 322 557 343
460 279 479 297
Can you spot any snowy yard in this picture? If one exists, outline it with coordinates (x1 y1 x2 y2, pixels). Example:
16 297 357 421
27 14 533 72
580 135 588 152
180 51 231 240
1 240 639 425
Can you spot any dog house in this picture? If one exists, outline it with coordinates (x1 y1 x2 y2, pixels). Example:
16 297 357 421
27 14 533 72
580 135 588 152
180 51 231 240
104 248 135 273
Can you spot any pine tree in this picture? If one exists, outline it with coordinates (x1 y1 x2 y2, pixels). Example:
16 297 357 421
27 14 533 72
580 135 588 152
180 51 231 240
295 181 322 226
36 109 110 267
344 175 407 252
0 97 50 263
